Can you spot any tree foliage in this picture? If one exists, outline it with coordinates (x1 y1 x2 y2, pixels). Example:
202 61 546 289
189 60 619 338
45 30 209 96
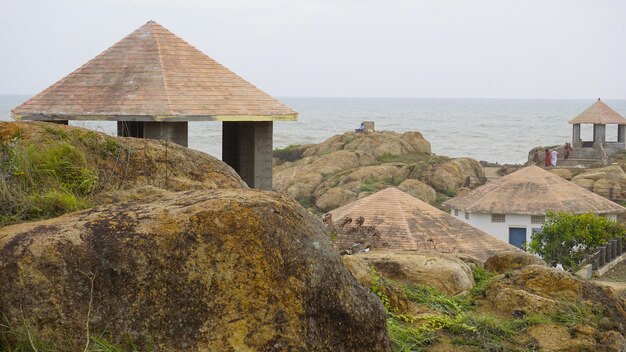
528 212 626 269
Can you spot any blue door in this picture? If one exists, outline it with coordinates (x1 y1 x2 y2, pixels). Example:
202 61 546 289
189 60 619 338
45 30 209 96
509 228 526 249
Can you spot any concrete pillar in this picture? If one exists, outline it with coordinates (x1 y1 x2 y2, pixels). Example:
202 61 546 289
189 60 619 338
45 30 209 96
222 121 273 190
362 121 375 132
618 125 626 143
143 122 188 147
572 124 582 147
118 121 188 147
594 124 606 147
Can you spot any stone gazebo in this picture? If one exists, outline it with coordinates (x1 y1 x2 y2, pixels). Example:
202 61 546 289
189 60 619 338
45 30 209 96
569 99 626 157
11 21 297 190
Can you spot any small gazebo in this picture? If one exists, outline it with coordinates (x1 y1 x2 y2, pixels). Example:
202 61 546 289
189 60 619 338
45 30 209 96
569 99 626 155
11 21 297 190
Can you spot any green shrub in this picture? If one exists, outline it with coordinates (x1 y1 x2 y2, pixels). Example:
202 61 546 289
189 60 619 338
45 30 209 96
470 267 495 298
528 212 626 269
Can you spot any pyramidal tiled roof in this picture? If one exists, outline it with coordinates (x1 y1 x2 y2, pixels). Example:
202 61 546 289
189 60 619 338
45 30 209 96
444 165 626 215
569 99 626 125
12 21 297 122
327 187 519 261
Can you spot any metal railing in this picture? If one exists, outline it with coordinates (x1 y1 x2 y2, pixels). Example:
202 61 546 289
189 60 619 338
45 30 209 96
587 237 624 270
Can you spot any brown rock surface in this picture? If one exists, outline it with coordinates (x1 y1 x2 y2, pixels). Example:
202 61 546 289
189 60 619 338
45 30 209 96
484 252 547 274
343 251 474 295
550 168 574 180
528 324 595 352
0 189 390 351
273 130 483 212
0 121 246 193
428 158 485 194
397 179 437 203
486 265 626 330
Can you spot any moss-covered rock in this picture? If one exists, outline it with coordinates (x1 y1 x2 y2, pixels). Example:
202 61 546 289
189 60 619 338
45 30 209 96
0 189 390 351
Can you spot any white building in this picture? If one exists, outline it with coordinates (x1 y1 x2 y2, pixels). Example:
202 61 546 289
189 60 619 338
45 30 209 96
443 165 625 249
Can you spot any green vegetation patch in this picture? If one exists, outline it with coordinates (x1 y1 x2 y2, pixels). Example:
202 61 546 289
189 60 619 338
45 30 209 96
528 211 626 269
0 141 98 226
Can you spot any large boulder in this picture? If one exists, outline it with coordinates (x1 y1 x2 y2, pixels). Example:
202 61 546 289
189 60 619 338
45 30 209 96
397 179 437 203
528 324 596 352
0 121 246 192
0 189 390 351
429 158 485 194
484 252 547 274
572 165 626 183
486 265 626 331
302 131 431 159
343 251 474 295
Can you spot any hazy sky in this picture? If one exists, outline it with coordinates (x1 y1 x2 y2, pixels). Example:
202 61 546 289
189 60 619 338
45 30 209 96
1 0 625 98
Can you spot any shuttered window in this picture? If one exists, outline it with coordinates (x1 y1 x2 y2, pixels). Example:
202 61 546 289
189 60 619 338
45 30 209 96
531 215 545 224
491 214 505 223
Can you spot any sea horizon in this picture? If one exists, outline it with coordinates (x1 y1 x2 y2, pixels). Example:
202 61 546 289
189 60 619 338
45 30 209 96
3 94 626 165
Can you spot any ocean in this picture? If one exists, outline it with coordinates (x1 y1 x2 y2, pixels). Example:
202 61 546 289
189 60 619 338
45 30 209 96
2 95 626 165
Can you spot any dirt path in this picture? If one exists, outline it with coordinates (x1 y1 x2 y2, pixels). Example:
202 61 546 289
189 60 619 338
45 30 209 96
592 260 626 293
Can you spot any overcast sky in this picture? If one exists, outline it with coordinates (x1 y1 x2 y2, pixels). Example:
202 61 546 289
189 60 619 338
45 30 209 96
1 0 625 98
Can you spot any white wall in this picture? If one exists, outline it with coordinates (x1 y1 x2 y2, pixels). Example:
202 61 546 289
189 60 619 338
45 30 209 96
449 208 620 247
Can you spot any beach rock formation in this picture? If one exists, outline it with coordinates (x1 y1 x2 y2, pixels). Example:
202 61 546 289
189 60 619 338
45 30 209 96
343 251 475 295
0 121 246 192
571 165 626 199
273 130 484 212
0 122 247 226
426 157 485 194
484 251 547 274
486 265 626 328
0 189 390 351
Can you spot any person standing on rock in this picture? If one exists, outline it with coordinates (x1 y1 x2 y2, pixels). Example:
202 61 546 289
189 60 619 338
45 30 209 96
564 143 572 160
551 149 558 166
544 149 551 167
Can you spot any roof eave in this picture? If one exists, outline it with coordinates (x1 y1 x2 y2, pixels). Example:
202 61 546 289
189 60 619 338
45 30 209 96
12 112 298 122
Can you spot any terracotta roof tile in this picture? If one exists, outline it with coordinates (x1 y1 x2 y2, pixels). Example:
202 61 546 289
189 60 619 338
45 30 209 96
569 99 626 125
328 187 519 261
443 165 626 215
12 21 297 122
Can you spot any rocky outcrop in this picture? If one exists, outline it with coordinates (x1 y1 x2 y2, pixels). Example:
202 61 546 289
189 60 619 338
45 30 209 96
301 131 431 159
486 265 626 330
528 324 596 352
0 121 246 192
397 179 437 203
273 130 484 212
0 189 390 351
571 165 626 199
484 252 547 274
427 158 485 194
343 251 474 295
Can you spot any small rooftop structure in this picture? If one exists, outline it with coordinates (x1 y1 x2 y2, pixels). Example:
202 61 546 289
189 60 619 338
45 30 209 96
444 165 625 248
12 21 297 190
569 99 626 158
327 187 519 261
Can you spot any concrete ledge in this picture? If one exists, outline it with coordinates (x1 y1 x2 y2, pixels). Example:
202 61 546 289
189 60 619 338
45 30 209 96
593 252 626 277
575 264 593 280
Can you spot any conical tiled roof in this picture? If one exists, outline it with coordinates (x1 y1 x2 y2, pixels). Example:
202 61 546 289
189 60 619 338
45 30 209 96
569 99 626 125
443 165 626 215
327 187 519 261
12 21 297 122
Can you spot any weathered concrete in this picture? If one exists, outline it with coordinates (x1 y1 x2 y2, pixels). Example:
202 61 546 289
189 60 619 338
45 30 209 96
223 121 273 190
572 123 582 148
117 121 188 147
594 124 606 147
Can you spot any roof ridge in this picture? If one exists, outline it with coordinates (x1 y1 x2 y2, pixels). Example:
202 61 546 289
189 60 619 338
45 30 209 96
152 23 174 115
